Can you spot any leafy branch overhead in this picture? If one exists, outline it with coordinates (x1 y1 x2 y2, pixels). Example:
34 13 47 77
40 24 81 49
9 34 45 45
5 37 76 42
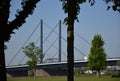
3 0 120 41
60 0 120 25
5 0 40 41
89 0 120 12
60 0 86 24
104 0 120 12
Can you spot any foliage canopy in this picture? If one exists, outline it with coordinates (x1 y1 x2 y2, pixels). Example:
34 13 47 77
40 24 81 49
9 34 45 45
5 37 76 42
23 42 44 64
88 34 107 77
88 34 107 70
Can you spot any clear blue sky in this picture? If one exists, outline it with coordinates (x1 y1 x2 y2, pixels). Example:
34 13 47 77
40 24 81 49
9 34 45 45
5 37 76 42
5 0 120 65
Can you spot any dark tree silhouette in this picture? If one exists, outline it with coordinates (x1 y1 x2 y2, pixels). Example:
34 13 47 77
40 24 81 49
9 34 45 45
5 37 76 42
60 0 86 81
60 0 119 81
0 0 40 81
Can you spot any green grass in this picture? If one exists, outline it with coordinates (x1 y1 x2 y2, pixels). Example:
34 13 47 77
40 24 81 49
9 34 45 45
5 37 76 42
7 77 120 81
7 77 66 81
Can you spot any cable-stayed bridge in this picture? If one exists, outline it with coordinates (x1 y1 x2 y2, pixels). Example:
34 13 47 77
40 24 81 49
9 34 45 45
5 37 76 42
6 19 120 77
7 19 92 66
6 58 119 77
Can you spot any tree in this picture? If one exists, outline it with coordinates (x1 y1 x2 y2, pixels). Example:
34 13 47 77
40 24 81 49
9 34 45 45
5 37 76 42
60 0 119 81
0 0 40 81
60 0 86 81
88 34 107 77
23 42 44 77
116 59 120 66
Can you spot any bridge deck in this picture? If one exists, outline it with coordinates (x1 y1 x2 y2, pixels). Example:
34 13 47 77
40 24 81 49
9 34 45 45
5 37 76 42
6 58 120 71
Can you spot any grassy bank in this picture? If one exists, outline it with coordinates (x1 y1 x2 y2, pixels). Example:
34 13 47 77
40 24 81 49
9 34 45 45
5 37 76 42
7 77 120 81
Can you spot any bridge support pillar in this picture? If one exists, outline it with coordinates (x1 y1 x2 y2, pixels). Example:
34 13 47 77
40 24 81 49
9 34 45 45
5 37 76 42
59 20 61 62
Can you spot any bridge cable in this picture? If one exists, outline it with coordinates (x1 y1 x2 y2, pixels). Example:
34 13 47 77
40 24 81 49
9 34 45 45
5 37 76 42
75 32 112 58
8 22 40 66
43 22 67 57
19 22 90 64
44 37 67 61
75 32 91 45
44 37 58 55
58 34 87 57
18 21 57 64
43 22 59 44
43 22 87 58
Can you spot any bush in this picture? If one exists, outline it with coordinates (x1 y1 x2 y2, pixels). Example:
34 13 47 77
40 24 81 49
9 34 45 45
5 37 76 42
111 73 120 78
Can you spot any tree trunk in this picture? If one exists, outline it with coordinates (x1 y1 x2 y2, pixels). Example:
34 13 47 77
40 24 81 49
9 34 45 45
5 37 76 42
0 39 7 81
96 70 100 78
0 0 10 81
0 19 7 81
33 68 36 78
67 1 76 81
67 22 74 81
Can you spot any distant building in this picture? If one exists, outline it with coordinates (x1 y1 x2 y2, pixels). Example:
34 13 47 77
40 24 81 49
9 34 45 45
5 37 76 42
44 58 58 63
84 56 88 61
107 66 120 71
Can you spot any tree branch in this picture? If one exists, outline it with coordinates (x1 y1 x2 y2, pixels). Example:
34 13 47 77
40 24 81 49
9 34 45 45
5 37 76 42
5 0 40 41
